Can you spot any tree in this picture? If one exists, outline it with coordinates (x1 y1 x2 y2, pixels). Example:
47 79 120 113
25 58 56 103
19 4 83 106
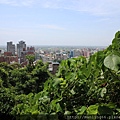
26 54 35 65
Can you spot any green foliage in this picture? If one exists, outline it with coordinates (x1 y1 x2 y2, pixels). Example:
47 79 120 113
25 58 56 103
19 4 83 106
104 54 120 71
0 87 16 114
100 87 107 98
26 54 35 65
0 59 50 118
1 31 120 119
87 104 99 115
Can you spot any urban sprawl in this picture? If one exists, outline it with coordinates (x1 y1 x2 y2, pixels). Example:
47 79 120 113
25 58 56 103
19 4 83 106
0 41 105 74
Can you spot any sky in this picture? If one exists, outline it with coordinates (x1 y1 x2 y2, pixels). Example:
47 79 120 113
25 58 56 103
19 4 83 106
0 0 120 46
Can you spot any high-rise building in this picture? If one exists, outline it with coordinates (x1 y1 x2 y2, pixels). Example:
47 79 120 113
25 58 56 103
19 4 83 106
69 50 74 58
17 41 26 58
7 41 15 55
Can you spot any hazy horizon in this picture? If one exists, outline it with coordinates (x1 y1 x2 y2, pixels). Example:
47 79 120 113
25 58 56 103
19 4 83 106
0 0 120 46
0 44 107 50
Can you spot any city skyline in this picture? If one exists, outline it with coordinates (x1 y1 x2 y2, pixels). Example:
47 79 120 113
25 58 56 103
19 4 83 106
0 0 120 46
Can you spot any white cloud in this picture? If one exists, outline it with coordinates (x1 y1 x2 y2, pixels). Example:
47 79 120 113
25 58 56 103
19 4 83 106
0 0 35 6
34 0 120 17
39 24 66 30
96 18 112 23
0 0 120 17
0 0 16 5
77 0 120 16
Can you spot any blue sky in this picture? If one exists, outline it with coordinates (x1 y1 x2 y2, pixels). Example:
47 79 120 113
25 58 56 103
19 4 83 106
0 0 120 46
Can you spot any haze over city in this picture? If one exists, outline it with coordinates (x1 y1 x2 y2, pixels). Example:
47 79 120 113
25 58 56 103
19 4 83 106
0 0 120 46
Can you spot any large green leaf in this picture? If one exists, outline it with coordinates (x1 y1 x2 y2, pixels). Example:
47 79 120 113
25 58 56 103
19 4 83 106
105 103 115 109
56 103 62 112
87 105 98 115
78 106 87 115
104 54 120 71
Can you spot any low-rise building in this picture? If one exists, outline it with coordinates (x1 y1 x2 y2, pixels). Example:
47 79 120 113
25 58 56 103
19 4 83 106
48 61 59 74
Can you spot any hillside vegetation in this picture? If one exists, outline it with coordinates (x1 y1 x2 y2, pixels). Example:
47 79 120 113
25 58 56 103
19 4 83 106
1 31 120 120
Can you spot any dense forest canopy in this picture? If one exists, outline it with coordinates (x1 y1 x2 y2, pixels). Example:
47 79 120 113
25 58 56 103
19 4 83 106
1 31 120 120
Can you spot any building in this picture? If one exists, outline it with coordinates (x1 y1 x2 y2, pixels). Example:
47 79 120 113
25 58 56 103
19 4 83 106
27 46 35 54
17 41 26 58
0 56 18 64
4 52 13 56
0 50 1 56
54 53 63 60
69 50 74 58
74 49 81 57
48 61 59 74
7 41 15 55
17 41 35 63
